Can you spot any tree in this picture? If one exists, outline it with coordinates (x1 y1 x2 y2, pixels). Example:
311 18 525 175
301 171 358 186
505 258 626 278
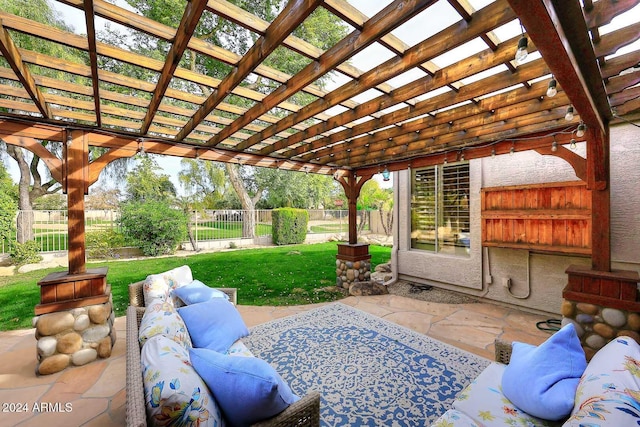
32 193 67 210
178 159 227 209
0 163 18 245
124 156 177 203
357 180 394 234
85 187 122 210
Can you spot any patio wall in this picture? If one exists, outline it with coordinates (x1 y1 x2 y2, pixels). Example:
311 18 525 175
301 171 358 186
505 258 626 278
395 122 640 316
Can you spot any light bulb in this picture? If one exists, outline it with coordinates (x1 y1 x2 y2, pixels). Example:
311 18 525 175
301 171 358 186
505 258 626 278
491 149 496 158
551 141 558 152
546 78 557 97
570 139 577 150
382 167 390 181
565 106 574 121
509 146 515 156
515 36 528 64
576 122 586 137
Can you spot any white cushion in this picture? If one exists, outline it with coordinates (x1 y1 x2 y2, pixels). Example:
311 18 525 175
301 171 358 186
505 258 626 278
563 336 640 427
143 265 193 306
453 363 563 426
141 335 223 427
138 300 192 349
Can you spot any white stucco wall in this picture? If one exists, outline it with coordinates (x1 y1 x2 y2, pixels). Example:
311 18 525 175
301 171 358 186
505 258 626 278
396 122 640 315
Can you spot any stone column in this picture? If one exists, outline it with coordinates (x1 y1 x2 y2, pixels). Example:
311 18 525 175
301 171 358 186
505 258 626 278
561 265 640 360
336 243 371 290
34 267 114 375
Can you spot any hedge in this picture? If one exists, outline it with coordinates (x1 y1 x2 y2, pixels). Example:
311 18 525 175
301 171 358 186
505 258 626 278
272 208 308 245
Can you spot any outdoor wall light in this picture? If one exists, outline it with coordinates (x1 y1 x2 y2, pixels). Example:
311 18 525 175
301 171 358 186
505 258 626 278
576 122 586 137
515 35 528 65
565 106 574 121
382 167 391 181
546 78 557 97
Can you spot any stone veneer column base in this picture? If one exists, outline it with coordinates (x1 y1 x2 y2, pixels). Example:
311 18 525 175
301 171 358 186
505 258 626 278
336 243 371 290
562 265 640 361
34 291 116 375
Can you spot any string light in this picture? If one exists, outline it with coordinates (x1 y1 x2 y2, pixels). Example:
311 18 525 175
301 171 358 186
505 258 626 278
576 122 586 137
565 106 574 121
491 148 496 158
515 23 528 65
546 77 557 97
570 139 577 150
551 139 558 152
509 143 515 156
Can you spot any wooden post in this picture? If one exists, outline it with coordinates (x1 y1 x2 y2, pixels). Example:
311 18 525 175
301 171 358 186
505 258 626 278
586 126 611 272
65 130 88 275
335 172 373 244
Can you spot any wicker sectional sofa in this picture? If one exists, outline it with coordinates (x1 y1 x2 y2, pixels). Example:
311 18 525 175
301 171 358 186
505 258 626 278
432 334 640 427
126 267 320 427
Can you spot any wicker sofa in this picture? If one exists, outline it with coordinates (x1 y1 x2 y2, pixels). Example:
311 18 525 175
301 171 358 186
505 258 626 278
126 274 320 427
432 335 640 426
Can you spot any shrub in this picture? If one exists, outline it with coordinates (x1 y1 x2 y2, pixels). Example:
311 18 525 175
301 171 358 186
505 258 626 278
272 208 308 245
86 229 126 259
118 201 187 256
0 191 17 244
10 240 43 266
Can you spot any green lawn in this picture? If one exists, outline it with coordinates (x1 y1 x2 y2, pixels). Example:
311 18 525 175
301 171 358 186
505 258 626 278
0 242 391 331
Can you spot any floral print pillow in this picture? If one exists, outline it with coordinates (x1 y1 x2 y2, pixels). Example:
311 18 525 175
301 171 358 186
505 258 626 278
141 334 223 427
143 265 194 306
139 300 192 350
563 336 640 427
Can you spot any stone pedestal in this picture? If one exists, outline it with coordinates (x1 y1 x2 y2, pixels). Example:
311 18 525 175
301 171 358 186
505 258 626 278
34 268 114 375
561 265 640 360
336 243 371 290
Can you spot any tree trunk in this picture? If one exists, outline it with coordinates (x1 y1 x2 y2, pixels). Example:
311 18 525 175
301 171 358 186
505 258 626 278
225 164 256 238
5 145 61 243
6 145 35 242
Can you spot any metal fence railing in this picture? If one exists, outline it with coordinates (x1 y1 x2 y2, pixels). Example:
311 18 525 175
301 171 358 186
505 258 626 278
2 208 388 254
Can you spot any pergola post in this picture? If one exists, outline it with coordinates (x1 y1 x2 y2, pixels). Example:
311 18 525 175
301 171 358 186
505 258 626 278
334 172 374 291
66 129 88 274
33 130 114 375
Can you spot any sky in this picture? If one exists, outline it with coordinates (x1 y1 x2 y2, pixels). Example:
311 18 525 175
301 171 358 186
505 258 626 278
3 0 639 194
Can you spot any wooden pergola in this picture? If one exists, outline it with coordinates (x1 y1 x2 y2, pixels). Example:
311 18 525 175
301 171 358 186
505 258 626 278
0 0 639 302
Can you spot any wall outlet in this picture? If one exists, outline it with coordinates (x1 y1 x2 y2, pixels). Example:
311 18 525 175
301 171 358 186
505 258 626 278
503 278 512 289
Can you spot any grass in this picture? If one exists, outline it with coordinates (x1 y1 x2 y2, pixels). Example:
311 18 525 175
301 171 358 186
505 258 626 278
0 242 391 331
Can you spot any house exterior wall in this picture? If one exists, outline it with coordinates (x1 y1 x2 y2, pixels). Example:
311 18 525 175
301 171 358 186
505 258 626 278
396 122 639 316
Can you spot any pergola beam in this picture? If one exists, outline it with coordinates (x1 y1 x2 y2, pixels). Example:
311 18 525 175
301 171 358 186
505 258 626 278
140 0 209 135
206 0 438 148
507 0 609 135
83 0 102 126
176 0 323 142
0 22 51 118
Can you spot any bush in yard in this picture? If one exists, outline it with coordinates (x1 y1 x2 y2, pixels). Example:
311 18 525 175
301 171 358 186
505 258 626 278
272 208 308 245
119 201 187 256
10 240 42 266
0 193 16 245
86 229 126 259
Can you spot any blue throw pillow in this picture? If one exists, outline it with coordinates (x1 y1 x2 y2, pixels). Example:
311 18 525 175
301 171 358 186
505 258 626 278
177 299 248 353
190 347 299 427
501 323 587 420
173 279 229 305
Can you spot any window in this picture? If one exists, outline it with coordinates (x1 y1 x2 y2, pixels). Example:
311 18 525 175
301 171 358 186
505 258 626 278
410 162 470 255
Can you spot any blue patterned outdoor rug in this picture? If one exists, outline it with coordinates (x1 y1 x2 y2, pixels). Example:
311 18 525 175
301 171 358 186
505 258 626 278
243 302 490 427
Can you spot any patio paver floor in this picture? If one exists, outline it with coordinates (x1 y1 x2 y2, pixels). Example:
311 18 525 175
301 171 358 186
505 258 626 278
0 294 554 426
